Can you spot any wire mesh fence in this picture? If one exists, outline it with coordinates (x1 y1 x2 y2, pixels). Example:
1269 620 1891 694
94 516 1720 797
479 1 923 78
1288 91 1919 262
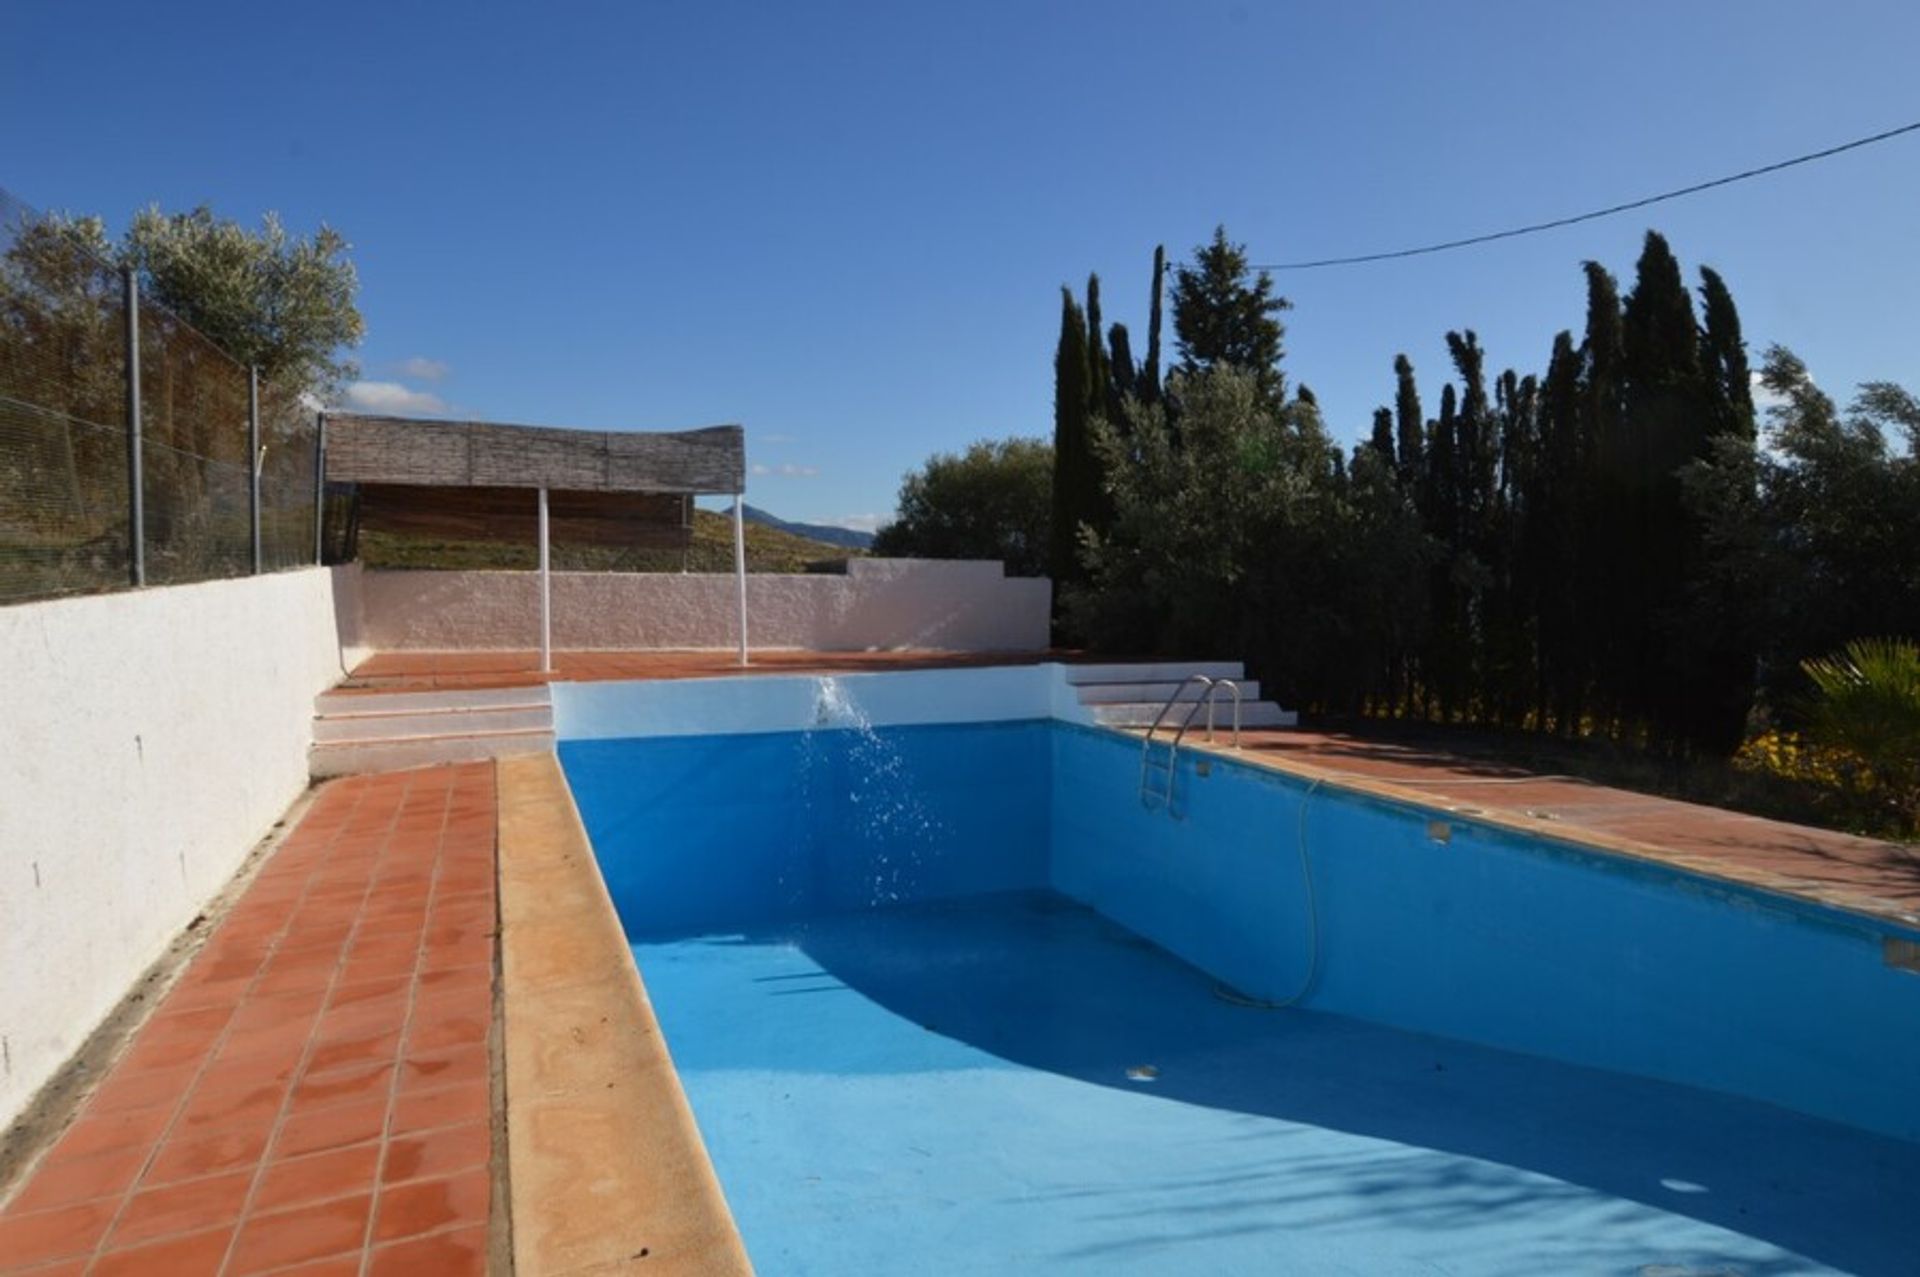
0 185 320 603
0 191 132 600
260 384 318 571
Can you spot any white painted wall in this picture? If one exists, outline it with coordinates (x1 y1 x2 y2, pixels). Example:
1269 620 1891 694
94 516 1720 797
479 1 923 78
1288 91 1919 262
0 566 356 1126
355 559 1051 653
555 665 1064 740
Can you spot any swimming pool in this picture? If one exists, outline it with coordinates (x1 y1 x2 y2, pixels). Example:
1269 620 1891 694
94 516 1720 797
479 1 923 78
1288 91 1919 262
557 669 1920 1276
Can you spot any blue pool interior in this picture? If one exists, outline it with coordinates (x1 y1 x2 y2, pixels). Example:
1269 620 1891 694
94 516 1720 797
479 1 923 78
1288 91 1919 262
558 685 1920 1276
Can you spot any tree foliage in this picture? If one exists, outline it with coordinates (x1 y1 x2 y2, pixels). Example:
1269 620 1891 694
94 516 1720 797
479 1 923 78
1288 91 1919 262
1049 286 1095 586
29 204 363 400
1801 637 1920 825
1170 226 1290 408
124 206 364 400
906 223 1918 781
873 437 1054 577
1056 226 1869 760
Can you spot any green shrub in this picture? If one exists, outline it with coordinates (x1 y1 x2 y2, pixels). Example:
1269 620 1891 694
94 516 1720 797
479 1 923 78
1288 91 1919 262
1801 637 1920 828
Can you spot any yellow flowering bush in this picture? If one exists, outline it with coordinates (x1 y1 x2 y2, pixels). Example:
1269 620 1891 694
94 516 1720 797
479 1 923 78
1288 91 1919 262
1732 729 1858 790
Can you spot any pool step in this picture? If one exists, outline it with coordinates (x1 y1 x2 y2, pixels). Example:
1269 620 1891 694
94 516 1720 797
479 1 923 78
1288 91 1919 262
1067 661 1298 731
315 685 549 715
1074 678 1265 705
310 684 555 778
1063 661 1246 685
1089 700 1296 729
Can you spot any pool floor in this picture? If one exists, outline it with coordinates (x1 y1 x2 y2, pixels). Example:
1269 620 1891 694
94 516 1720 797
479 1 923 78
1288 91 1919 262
634 891 1919 1276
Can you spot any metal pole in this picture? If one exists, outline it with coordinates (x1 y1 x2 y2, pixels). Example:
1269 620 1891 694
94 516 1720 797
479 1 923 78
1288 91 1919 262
538 486 553 674
247 366 262 574
123 267 144 587
313 413 327 565
732 492 749 667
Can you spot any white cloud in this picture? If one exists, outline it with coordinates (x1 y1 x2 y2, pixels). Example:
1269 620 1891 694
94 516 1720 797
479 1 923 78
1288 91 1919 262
750 462 819 478
398 356 450 382
340 380 449 415
1752 366 1815 415
823 513 887 533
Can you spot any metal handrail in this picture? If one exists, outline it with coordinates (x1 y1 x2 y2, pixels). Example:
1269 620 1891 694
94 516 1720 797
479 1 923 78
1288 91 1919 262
1139 674 1215 810
1194 678 1242 748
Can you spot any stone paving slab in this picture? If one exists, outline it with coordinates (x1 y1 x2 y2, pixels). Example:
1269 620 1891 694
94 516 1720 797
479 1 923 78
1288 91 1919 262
496 753 749 1277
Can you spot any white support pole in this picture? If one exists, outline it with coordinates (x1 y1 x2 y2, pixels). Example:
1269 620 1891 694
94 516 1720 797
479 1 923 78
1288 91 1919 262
538 486 552 674
732 492 749 667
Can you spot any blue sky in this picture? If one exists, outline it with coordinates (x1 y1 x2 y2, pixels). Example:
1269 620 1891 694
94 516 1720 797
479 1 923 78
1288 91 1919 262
4 1 1916 529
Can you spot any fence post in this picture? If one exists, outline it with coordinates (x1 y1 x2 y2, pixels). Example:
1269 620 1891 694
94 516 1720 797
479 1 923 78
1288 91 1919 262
248 366 262 573
123 266 144 587
313 413 327 565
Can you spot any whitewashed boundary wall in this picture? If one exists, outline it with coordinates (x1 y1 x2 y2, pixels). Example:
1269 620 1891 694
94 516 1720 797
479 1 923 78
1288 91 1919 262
0 565 358 1125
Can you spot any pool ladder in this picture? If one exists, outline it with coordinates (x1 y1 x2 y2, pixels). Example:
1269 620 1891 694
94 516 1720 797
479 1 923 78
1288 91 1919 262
1139 675 1241 814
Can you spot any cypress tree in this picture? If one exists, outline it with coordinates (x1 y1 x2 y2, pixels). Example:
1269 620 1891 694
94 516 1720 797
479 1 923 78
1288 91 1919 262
1579 260 1629 732
1107 322 1137 416
1536 330 1585 732
1426 383 1462 719
1493 368 1541 725
1369 407 1396 465
1446 331 1498 542
1142 244 1165 405
1085 273 1110 426
1698 266 1755 443
1687 264 1761 752
1622 230 1712 750
1393 354 1424 485
1050 287 1094 589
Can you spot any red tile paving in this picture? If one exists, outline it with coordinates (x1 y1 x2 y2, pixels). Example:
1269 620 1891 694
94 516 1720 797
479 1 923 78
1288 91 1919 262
335 649 1918 921
0 765 496 1277
338 646 1095 691
1222 727 1920 919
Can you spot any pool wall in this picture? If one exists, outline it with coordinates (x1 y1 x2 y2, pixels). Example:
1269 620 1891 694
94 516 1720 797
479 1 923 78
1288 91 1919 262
555 669 1920 1143
561 721 1052 938
1051 724 1920 1143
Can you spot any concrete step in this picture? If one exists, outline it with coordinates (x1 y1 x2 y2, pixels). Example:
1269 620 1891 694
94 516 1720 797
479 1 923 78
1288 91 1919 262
316 684 552 716
1063 661 1244 685
312 704 554 745
1091 701 1297 729
310 729 556 779
1073 679 1263 706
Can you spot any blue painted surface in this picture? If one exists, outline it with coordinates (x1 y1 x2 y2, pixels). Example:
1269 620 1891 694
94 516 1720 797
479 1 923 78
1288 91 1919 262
1050 724 1920 1144
559 714 1920 1274
635 892 1920 1276
560 721 1051 938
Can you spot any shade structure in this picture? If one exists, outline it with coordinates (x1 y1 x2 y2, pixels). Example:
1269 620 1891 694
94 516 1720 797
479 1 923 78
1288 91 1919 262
350 484 693 549
321 412 751 669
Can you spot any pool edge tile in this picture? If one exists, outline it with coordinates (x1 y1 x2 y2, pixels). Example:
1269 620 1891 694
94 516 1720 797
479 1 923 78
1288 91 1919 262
496 754 752 1277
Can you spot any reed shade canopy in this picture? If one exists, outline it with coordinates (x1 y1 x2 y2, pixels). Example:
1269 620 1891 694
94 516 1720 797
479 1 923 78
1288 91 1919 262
320 413 751 667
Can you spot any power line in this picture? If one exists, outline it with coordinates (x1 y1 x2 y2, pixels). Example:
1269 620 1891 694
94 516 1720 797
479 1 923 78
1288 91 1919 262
1249 117 1920 272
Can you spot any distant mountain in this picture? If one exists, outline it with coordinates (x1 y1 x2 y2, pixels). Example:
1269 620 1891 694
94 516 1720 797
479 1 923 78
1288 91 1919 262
741 505 875 550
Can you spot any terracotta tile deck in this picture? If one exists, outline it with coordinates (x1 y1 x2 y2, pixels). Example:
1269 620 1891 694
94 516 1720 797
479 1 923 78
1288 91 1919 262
332 648 1919 921
1210 728 1920 922
337 647 1084 692
0 765 497 1276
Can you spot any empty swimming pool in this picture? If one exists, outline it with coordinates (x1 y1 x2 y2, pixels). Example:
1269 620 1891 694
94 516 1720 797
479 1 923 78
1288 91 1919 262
556 670 1920 1276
